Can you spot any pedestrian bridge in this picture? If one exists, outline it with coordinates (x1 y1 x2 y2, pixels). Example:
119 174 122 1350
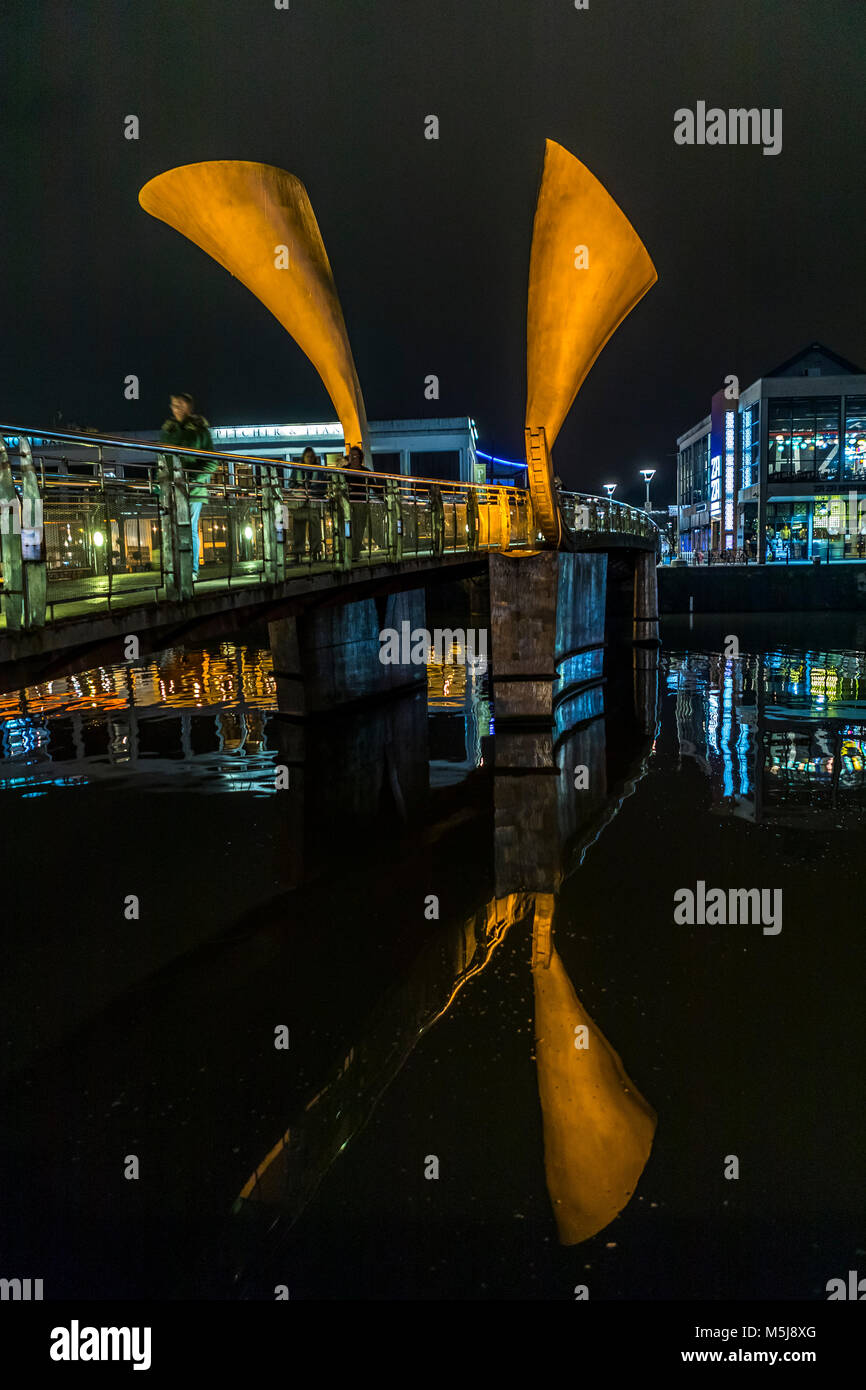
0 423 658 673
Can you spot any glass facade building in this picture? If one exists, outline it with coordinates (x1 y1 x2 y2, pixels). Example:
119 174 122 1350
676 343 866 562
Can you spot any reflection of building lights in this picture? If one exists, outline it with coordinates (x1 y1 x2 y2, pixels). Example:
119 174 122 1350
93 530 104 546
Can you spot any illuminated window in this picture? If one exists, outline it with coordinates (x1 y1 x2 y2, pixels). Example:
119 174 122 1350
768 397 839 480
724 412 735 541
844 397 866 481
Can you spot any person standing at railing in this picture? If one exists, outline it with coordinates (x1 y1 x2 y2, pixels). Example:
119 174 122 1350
343 444 373 562
289 446 324 563
160 393 216 579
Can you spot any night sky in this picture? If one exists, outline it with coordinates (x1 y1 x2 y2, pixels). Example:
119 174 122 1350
1 0 864 506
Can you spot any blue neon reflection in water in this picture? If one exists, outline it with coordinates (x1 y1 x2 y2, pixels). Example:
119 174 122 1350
665 645 866 819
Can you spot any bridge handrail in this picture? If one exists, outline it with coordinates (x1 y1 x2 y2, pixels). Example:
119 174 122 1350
559 488 660 539
1 427 654 525
0 424 528 496
0 423 657 642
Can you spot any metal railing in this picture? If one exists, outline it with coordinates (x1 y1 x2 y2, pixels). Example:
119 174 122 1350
559 490 660 542
0 424 658 634
0 425 538 631
676 548 753 567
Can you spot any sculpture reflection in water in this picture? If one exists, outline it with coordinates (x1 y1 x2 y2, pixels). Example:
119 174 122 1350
226 651 660 1288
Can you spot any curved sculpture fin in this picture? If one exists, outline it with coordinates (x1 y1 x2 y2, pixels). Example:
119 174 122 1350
533 945 657 1244
526 140 657 541
139 161 370 459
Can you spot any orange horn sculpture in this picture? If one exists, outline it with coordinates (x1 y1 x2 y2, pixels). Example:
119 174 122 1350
139 160 371 461
526 140 657 543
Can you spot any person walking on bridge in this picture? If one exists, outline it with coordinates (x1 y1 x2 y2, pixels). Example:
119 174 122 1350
160 393 216 579
344 443 373 562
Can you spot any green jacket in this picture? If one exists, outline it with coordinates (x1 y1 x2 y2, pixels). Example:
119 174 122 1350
160 415 217 500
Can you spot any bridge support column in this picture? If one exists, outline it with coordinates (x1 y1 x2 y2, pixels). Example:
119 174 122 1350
489 551 558 723
489 550 607 726
633 548 660 646
269 587 427 716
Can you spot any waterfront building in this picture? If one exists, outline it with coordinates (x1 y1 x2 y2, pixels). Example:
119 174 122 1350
676 343 866 562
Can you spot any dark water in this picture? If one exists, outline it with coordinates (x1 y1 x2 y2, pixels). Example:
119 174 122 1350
1 616 864 1300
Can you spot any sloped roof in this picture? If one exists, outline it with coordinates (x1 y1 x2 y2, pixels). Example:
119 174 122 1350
764 341 865 378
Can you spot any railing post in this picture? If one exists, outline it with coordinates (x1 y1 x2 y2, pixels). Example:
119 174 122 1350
466 488 480 552
18 436 47 628
261 464 282 583
430 485 445 558
496 486 512 551
225 476 236 586
385 476 403 563
156 453 194 601
330 474 352 572
0 438 24 628
0 436 47 630
97 448 114 609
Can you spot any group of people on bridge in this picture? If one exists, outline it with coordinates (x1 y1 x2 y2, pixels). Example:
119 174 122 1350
159 392 375 575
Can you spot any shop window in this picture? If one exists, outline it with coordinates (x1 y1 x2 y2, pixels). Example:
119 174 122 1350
768 398 839 480
815 400 840 480
844 397 866 481
768 400 791 477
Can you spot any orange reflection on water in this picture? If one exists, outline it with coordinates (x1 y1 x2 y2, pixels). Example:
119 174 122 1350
0 645 277 724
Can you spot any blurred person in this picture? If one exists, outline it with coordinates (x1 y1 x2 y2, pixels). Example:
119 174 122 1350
160 393 216 579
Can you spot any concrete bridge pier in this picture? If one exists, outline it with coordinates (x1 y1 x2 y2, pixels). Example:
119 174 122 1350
488 551 607 731
268 587 427 717
632 548 660 647
489 551 608 885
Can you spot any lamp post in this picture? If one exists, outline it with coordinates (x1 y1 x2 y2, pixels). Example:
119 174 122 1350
639 468 656 513
603 483 617 500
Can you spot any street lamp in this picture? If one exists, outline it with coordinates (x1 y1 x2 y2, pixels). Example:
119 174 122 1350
639 468 656 512
603 483 617 500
